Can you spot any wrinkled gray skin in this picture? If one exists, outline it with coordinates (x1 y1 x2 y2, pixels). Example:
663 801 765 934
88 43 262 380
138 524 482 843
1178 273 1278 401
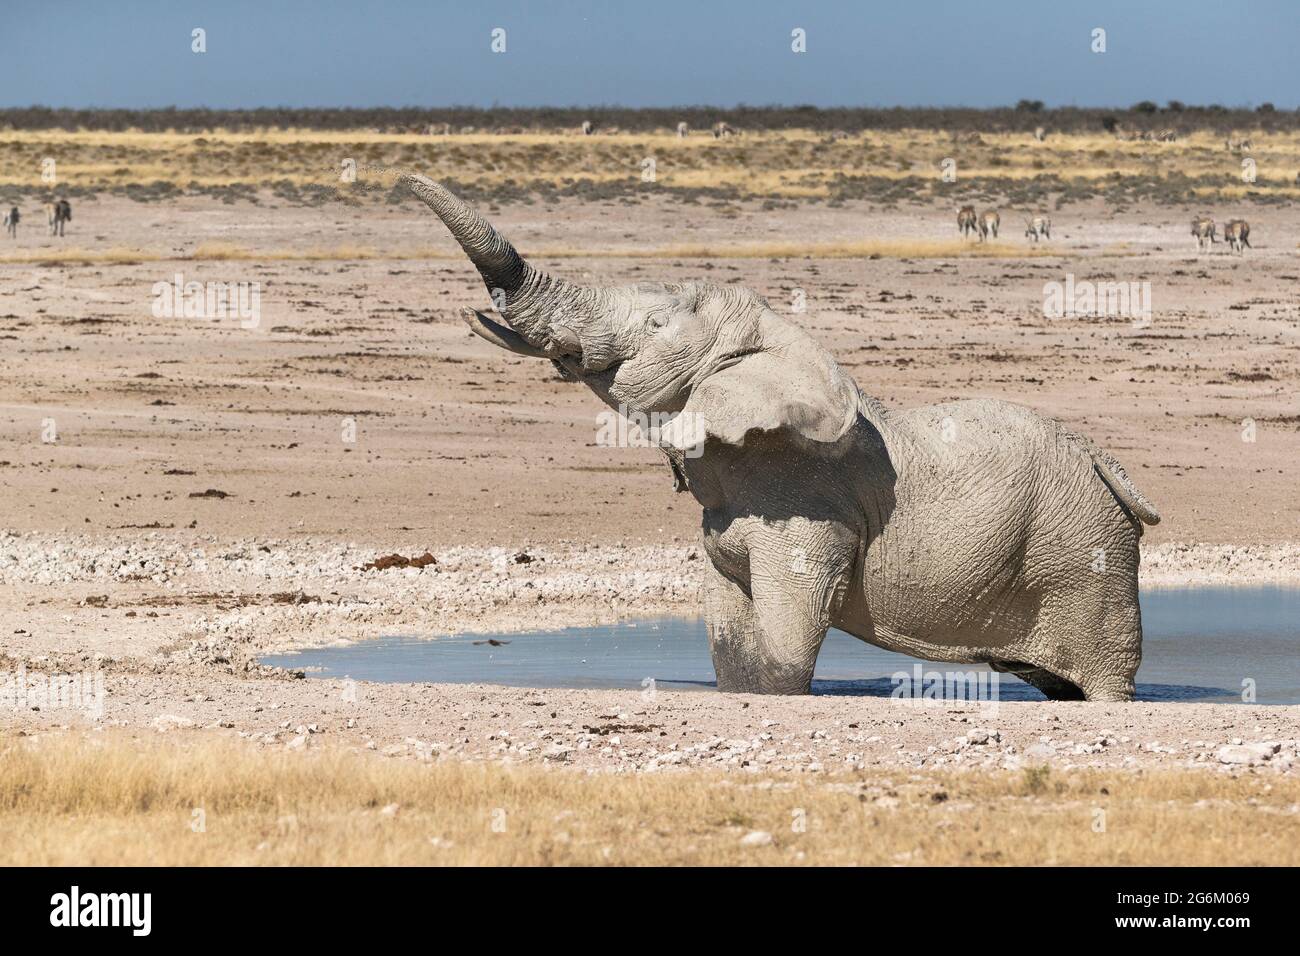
404 174 1161 701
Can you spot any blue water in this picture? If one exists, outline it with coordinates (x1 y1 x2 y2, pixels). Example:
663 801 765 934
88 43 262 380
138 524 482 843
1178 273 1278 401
262 586 1300 704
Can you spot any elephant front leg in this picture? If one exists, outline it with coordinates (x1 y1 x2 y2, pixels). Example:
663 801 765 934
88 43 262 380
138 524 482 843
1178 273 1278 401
702 536 851 695
703 564 768 692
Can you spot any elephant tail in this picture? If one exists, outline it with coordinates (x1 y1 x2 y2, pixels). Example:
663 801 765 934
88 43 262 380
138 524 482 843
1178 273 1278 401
1064 430 1161 527
1093 455 1160 526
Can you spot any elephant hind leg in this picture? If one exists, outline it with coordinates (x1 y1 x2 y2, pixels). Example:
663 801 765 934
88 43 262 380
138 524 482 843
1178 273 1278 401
991 661 1086 701
1016 564 1143 702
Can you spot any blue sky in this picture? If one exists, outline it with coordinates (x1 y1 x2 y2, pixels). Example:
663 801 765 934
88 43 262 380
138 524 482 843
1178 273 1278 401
5 0 1297 109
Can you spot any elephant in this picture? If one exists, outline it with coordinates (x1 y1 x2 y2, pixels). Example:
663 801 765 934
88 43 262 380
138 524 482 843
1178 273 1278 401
402 173 1161 701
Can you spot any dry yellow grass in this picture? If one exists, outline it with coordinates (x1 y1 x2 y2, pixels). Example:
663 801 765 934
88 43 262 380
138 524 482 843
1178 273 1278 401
0 245 151 264
0 244 383 264
2 732 1297 866
615 239 1057 259
5 128 1299 200
0 239 1056 266
189 241 380 261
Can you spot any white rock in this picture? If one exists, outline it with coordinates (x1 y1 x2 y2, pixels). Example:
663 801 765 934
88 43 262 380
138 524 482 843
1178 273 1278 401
739 830 773 847
1023 743 1055 761
152 714 195 732
1217 745 1263 765
1242 742 1280 760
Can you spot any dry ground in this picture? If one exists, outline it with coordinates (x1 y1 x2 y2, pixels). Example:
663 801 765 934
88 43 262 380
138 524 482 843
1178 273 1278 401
1 130 1298 864
0 192 1296 670
1 193 1294 550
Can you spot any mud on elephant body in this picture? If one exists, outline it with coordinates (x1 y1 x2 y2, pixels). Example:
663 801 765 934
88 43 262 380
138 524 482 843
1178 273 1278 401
403 173 1160 701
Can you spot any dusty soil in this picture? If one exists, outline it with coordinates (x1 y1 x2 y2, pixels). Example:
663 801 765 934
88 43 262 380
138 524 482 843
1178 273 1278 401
5 671 1299 776
2 193 1297 775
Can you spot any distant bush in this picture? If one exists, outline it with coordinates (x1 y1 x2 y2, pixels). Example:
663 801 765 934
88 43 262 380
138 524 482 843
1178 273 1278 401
1 104 1295 135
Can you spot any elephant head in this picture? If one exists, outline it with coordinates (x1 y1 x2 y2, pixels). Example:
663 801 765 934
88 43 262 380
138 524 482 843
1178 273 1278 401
404 174 861 452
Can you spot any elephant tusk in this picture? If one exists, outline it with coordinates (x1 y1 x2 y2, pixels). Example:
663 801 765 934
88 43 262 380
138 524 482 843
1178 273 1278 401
460 308 548 358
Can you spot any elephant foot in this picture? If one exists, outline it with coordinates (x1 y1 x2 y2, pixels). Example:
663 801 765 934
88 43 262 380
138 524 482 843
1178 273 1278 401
992 661 1086 701
715 671 813 696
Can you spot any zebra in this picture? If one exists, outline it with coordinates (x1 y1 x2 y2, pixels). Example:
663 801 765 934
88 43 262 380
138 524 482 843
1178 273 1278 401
713 121 734 139
1024 215 1051 242
978 209 1000 241
676 121 689 138
957 205 978 239
3 206 18 238
46 199 71 236
1223 219 1251 254
1034 126 1046 142
581 120 595 136
1191 216 1216 252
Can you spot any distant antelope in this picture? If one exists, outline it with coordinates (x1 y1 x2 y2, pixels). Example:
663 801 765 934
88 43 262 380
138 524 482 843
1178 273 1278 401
978 209 1000 241
1024 216 1051 242
46 199 71 236
3 206 18 238
713 121 734 139
1223 219 1251 254
1191 216 1216 252
581 120 595 136
957 205 978 239
676 121 689 138
1034 126 1046 142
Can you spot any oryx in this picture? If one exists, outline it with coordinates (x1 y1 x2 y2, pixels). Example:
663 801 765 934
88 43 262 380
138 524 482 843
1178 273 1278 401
957 205 978 239
1223 219 1251 254
1191 215 1216 252
1025 215 1051 242
978 209 1000 242
46 199 72 236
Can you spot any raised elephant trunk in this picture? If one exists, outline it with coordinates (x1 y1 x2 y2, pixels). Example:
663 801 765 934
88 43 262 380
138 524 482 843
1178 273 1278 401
402 173 606 354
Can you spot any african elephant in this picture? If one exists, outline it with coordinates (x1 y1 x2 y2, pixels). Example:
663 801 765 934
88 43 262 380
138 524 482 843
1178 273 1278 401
403 174 1160 701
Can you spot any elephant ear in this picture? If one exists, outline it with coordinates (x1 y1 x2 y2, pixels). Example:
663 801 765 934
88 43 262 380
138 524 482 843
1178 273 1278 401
678 347 860 448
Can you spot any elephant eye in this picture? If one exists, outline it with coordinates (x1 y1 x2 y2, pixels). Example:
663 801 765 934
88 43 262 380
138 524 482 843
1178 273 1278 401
647 312 670 330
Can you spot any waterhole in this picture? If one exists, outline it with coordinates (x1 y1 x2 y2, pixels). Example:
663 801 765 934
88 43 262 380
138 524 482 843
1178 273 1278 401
262 586 1300 703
